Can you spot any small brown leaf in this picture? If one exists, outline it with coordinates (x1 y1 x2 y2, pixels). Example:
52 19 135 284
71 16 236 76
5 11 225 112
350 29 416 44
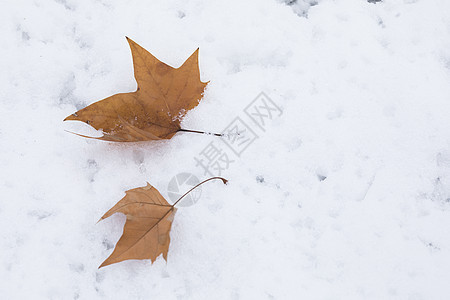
99 182 176 268
64 37 208 142
99 177 227 268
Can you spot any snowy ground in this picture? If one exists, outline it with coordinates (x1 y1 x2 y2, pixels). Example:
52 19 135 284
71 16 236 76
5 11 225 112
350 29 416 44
2 0 450 299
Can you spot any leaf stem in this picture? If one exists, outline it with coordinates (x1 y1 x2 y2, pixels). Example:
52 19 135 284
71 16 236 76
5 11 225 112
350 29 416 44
178 128 223 137
172 177 228 207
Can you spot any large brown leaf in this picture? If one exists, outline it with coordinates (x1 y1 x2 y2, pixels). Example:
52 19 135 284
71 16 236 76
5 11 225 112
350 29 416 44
99 182 177 268
64 37 208 142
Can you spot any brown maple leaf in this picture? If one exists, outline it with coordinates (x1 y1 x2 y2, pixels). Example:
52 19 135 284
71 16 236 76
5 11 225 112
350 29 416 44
64 37 215 142
99 177 227 268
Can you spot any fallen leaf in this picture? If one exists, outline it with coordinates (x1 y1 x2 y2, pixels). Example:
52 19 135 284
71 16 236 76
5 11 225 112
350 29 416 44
99 177 228 268
64 37 208 142
99 182 176 268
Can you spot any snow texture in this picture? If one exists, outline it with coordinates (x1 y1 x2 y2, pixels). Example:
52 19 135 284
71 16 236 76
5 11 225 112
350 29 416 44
2 0 450 299
281 0 320 17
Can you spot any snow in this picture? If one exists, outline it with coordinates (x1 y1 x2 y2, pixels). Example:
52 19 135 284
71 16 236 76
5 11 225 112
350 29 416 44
2 0 450 298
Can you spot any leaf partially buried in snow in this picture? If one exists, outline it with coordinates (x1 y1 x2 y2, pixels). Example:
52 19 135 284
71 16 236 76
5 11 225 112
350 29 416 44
99 182 177 268
64 37 208 142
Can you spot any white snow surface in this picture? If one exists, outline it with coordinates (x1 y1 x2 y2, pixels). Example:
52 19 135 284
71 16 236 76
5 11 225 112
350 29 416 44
2 0 450 299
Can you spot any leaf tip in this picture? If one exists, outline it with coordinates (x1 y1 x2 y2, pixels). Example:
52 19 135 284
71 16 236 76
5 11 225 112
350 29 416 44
64 113 78 121
126 36 137 48
98 257 114 269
